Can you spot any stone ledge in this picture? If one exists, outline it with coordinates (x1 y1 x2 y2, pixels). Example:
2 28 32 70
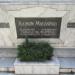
60 68 75 73
14 57 60 74
0 67 14 72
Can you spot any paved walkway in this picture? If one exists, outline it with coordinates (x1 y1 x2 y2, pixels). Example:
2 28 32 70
0 57 15 68
59 57 75 68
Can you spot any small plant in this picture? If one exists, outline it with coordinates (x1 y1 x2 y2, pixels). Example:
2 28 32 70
17 37 54 62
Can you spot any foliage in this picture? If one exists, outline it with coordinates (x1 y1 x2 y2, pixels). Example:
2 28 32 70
17 38 54 62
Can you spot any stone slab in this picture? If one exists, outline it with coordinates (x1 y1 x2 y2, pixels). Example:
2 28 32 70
54 48 75 57
59 57 75 68
0 48 17 57
14 57 60 74
0 57 15 72
0 72 14 75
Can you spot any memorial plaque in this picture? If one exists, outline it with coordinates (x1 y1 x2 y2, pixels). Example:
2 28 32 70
0 23 9 28
67 22 75 28
15 18 62 38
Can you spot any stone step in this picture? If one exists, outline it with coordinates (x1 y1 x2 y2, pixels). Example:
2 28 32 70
0 57 15 72
0 72 15 75
60 74 75 75
60 68 75 73
0 67 15 72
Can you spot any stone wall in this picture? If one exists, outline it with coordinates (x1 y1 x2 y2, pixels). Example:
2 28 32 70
0 48 17 57
54 48 75 57
0 5 75 48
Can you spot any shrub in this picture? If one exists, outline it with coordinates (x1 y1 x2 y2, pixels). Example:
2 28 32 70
17 38 54 62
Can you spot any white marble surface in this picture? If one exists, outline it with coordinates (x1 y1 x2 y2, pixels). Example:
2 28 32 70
0 5 75 48
14 57 60 74
0 48 17 57
0 5 69 48
54 48 75 57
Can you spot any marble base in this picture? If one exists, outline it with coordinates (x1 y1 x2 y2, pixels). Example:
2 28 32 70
14 57 60 74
